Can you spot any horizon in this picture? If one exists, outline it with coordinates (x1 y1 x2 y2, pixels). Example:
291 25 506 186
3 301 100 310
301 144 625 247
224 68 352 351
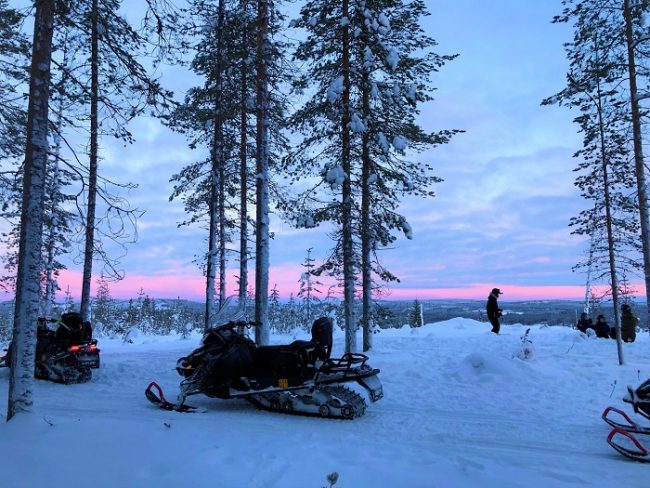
0 269 643 303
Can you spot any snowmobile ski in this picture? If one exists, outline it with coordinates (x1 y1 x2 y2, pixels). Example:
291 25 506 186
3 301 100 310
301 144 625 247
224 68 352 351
602 406 650 435
607 428 650 463
145 382 201 413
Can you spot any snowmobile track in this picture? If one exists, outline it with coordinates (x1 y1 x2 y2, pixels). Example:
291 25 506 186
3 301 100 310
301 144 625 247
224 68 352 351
245 384 367 420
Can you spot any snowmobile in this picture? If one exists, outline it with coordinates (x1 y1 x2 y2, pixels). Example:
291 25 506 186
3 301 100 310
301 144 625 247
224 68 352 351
0 313 100 384
602 378 650 462
145 309 383 419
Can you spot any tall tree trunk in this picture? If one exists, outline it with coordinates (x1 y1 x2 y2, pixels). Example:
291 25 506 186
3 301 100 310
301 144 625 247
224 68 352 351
218 161 226 306
341 0 356 353
205 0 226 330
255 0 270 345
361 58 372 352
7 0 54 421
80 0 100 322
43 40 70 318
583 212 596 315
205 175 218 330
624 0 650 332
594 45 624 365
238 15 249 310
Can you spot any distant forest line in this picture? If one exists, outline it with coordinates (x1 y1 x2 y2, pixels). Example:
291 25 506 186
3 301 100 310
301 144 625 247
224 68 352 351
2 297 645 343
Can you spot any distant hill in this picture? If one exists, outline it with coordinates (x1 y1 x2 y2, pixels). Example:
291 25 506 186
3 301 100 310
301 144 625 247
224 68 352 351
0 297 646 331
377 299 648 327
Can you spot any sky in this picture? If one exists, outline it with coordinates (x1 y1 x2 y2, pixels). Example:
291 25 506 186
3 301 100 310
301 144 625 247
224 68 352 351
1 320 649 486
2 0 626 303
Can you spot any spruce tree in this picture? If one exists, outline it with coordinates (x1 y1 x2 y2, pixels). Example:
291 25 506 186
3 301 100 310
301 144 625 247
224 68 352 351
286 0 457 352
547 0 650 364
408 298 423 328
0 0 28 165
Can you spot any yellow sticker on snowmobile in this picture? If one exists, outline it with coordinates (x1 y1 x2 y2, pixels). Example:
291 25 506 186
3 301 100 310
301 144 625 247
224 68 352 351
278 378 288 388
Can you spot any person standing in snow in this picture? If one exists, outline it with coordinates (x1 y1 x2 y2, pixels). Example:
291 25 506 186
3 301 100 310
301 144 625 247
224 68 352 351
620 304 638 343
486 288 503 334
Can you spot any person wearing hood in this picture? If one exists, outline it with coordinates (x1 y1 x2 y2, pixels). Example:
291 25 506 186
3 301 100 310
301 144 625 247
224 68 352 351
594 315 610 338
576 312 593 334
486 288 503 334
620 304 639 343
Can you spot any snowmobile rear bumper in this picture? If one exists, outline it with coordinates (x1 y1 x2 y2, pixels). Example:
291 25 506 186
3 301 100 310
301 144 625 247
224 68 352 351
624 383 650 421
356 372 383 402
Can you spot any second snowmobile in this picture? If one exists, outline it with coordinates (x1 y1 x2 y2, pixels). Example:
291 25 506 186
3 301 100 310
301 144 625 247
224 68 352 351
146 312 383 419
0 313 100 384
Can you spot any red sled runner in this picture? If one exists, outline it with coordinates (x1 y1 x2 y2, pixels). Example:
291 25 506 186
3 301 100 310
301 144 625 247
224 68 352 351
602 378 650 462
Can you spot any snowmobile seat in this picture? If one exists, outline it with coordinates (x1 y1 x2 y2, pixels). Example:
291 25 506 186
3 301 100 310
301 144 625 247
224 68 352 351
253 347 307 380
257 317 333 370
55 312 87 345
310 317 333 361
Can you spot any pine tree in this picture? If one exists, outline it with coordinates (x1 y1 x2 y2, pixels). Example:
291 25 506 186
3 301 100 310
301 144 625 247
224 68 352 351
0 2 30 294
167 0 257 329
0 0 28 165
50 1 174 321
8 0 55 421
546 0 650 365
298 247 322 326
622 0 650 333
63 286 75 313
92 274 113 334
254 0 271 345
268 283 281 332
408 298 423 328
286 0 457 352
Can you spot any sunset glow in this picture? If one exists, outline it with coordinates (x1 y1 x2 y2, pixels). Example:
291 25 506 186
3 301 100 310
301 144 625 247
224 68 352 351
1 268 636 304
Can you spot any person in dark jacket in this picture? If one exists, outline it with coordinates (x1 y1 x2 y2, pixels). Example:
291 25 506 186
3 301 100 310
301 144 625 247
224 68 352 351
594 315 610 338
576 312 593 334
620 304 638 343
486 288 503 334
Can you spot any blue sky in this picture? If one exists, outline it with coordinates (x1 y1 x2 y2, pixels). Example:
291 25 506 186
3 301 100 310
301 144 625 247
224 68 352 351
6 0 608 302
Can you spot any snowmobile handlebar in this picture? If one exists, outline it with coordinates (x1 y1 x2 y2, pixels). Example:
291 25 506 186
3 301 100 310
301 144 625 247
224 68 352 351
213 320 260 330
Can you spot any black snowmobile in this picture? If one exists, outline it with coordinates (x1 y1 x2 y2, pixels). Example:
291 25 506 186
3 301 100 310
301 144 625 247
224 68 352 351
0 313 100 384
145 311 383 419
602 378 650 462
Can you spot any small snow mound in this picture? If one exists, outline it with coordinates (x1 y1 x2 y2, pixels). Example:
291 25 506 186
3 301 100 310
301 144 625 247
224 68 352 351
459 352 528 381
123 327 142 344
513 344 535 361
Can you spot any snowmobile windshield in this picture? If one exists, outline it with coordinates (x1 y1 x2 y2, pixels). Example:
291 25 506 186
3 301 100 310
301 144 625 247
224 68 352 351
211 296 247 329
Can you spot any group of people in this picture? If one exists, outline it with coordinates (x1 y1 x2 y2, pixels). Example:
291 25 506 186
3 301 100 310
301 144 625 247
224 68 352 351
486 287 639 343
576 305 638 343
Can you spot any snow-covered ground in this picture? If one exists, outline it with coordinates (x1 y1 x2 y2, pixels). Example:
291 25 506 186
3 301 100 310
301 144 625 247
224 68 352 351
0 318 648 487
